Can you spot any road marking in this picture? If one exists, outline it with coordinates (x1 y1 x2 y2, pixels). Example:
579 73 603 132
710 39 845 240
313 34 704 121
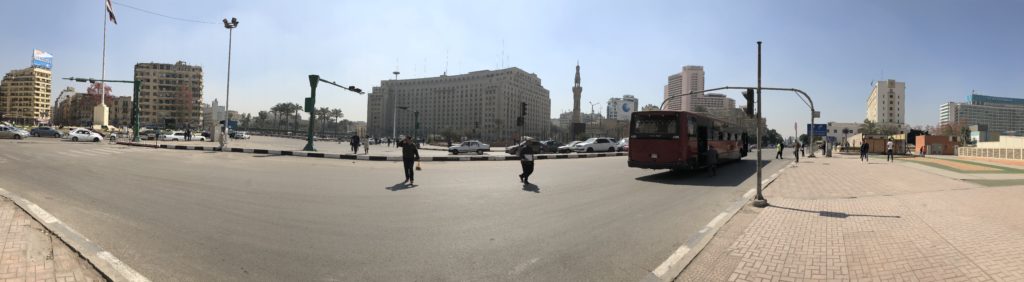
66 150 99 157
652 245 690 278
54 151 77 157
23 202 58 224
743 188 756 199
97 251 151 282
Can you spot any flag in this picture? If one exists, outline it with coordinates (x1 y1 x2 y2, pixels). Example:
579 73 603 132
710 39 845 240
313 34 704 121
106 0 117 24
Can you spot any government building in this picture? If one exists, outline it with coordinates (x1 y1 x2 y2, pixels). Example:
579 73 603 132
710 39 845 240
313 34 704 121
366 67 551 143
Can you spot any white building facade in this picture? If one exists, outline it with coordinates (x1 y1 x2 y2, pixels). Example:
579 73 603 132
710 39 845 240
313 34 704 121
663 65 704 111
606 95 639 121
866 79 906 125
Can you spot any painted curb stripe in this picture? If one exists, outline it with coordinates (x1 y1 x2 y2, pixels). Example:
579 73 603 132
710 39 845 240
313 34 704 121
254 149 269 154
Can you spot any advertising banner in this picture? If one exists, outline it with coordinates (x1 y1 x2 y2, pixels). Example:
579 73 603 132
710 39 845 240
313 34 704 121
32 49 53 69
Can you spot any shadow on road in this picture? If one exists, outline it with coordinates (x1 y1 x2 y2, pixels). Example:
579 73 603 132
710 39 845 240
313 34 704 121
633 159 774 187
769 205 901 219
386 183 416 191
522 183 540 193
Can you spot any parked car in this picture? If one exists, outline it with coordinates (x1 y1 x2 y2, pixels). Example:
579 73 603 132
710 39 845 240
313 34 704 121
161 131 208 141
230 131 251 139
30 126 62 138
557 141 582 153
506 140 546 155
449 140 490 155
65 129 103 142
0 126 30 140
538 140 562 153
572 137 617 153
615 138 629 152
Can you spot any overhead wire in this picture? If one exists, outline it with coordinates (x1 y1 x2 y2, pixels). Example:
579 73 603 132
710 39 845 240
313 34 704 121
112 1 220 25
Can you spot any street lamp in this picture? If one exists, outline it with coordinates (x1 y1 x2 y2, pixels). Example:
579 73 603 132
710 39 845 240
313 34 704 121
305 74 364 151
220 17 238 150
393 106 409 141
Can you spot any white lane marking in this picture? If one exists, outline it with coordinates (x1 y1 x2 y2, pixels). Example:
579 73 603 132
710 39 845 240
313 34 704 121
66 150 99 157
652 245 690 278
54 151 77 157
706 212 730 228
97 251 151 282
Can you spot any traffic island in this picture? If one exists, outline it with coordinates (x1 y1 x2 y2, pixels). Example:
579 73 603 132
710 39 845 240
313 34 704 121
116 141 626 162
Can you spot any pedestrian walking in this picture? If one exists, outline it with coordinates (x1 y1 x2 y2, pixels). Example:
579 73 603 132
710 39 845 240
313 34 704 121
706 145 719 176
517 137 537 185
793 143 800 163
363 135 369 155
920 146 926 158
800 144 805 157
775 144 784 159
860 140 870 162
400 136 420 185
886 138 895 162
350 134 361 154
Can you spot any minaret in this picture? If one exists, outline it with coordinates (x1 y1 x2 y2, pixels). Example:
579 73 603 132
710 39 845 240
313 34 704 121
572 62 583 126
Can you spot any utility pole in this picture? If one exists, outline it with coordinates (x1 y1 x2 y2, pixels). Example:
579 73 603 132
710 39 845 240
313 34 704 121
305 74 364 151
753 41 768 208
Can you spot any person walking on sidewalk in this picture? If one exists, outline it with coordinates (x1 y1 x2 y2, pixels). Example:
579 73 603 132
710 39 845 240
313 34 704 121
886 138 895 162
350 134 361 154
706 145 719 176
775 143 784 159
363 135 369 155
860 140 870 162
920 146 926 158
517 137 537 185
400 136 420 185
793 142 800 163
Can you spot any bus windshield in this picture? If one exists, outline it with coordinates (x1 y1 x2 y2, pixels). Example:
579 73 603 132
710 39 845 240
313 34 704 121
631 114 679 139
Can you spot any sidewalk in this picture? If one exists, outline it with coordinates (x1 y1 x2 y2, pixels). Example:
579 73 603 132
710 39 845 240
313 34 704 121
0 197 104 281
679 154 1024 281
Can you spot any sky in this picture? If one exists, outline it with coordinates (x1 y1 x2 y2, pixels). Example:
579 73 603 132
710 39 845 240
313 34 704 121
2 0 1022 137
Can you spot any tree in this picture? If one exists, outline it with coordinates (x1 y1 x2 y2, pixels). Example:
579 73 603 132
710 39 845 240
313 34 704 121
859 119 879 135
799 134 809 145
315 107 330 136
257 111 269 128
270 103 288 129
285 102 302 132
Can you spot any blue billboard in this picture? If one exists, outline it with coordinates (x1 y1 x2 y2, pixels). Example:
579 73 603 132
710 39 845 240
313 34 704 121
32 49 52 69
807 123 828 136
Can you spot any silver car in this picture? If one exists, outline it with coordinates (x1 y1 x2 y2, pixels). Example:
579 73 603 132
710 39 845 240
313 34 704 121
0 126 30 140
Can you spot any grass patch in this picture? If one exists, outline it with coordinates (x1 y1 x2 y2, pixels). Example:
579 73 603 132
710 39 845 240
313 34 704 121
964 179 1024 187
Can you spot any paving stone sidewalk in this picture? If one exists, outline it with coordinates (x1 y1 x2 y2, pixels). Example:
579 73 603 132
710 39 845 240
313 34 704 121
0 197 104 282
679 154 1024 281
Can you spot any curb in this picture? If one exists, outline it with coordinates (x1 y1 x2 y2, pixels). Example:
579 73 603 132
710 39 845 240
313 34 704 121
0 187 150 282
116 142 627 161
645 160 797 282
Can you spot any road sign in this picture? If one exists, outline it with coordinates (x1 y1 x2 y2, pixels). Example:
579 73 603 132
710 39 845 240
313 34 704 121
812 111 821 118
807 123 827 136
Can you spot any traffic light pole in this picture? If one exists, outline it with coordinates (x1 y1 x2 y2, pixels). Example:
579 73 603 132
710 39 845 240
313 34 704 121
305 74 365 151
62 77 142 142
752 41 768 208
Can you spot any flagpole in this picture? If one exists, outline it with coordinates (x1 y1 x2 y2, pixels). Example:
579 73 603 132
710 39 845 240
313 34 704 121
101 0 107 106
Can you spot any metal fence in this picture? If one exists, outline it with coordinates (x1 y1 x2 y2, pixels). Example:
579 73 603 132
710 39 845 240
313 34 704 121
957 147 1024 160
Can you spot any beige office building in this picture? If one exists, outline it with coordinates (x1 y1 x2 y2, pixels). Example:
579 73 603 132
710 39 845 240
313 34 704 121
663 65 704 111
134 61 204 128
0 67 52 125
866 79 906 125
367 67 551 142
692 93 735 112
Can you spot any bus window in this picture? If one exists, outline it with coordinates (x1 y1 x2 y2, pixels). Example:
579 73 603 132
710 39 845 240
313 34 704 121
631 114 680 139
688 117 696 137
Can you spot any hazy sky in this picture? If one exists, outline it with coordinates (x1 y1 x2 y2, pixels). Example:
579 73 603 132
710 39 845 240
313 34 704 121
2 0 1022 136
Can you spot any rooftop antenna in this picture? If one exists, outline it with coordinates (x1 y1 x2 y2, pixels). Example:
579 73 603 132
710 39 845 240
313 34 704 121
501 39 505 68
444 49 449 76
392 58 400 80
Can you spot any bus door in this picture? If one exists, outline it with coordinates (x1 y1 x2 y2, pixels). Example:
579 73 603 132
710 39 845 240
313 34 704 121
697 125 708 166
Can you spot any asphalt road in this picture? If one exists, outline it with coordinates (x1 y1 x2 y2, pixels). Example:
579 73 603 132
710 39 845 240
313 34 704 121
128 135 500 157
0 138 792 281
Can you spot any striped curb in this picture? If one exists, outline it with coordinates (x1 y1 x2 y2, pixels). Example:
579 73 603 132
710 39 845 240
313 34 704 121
645 160 798 282
117 142 626 162
0 187 150 282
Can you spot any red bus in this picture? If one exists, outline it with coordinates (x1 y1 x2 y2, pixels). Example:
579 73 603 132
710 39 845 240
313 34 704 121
627 111 748 170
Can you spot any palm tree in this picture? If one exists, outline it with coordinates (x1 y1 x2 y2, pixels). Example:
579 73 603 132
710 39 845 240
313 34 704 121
859 118 878 135
288 102 302 132
257 111 269 128
330 108 344 133
270 103 287 130
316 107 330 136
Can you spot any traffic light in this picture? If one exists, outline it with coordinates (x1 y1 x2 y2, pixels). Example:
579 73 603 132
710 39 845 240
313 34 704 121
743 88 755 117
347 86 362 93
516 116 525 126
304 97 314 112
521 102 527 116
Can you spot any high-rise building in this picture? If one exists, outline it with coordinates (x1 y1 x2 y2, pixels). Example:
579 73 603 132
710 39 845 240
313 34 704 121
366 67 551 142
663 65 704 111
134 61 204 128
939 93 1024 133
0 67 52 125
641 104 660 112
866 79 906 125
606 95 639 121
692 93 735 113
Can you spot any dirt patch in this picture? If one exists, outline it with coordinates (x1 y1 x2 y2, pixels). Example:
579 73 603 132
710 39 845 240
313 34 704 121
960 157 1024 169
909 158 1000 172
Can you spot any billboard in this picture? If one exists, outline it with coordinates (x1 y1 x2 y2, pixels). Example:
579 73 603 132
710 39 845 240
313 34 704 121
806 123 828 136
32 49 53 69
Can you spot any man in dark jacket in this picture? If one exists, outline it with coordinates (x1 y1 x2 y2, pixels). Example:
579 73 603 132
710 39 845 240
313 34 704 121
517 138 537 185
350 134 361 154
400 136 420 185
860 140 870 162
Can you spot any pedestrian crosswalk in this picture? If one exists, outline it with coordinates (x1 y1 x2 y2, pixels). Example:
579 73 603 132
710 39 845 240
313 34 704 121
51 147 129 158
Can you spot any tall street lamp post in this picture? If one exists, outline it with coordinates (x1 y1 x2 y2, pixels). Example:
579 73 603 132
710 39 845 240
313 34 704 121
220 17 238 150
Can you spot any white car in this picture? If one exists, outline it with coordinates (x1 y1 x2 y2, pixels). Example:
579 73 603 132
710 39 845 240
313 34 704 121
449 140 490 155
66 129 103 142
572 137 617 153
161 131 207 141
